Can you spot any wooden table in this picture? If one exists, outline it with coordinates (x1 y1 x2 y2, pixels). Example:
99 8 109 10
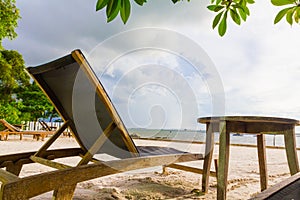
198 116 300 200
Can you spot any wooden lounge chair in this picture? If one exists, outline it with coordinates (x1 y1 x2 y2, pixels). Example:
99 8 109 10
0 49 213 199
38 119 57 131
250 172 300 199
0 119 54 141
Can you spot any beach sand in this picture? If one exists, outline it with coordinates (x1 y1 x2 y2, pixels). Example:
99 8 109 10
0 136 298 199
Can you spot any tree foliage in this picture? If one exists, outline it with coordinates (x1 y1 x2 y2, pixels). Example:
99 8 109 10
0 0 20 48
0 101 21 124
208 0 254 36
272 0 300 25
0 80 56 124
0 49 29 101
17 82 55 121
95 0 300 36
0 49 55 123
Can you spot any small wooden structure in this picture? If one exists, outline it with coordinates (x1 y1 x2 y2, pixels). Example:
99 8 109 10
0 50 210 199
0 119 54 141
198 116 300 200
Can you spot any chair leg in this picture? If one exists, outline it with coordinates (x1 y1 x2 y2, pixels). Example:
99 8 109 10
257 134 268 191
53 184 77 200
284 128 299 175
214 159 218 178
6 162 23 176
202 124 215 193
162 165 168 175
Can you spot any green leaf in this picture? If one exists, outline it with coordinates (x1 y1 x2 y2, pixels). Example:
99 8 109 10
240 0 247 8
106 0 120 22
134 0 147 6
243 6 250 16
230 8 241 25
171 0 181 3
96 0 110 11
294 10 299 23
214 5 224 12
238 7 247 21
271 0 295 6
274 7 291 24
106 0 118 17
246 0 255 4
207 5 224 12
107 10 119 22
296 7 300 18
286 8 295 25
218 11 227 36
120 0 131 24
213 11 224 29
207 5 216 11
216 0 222 5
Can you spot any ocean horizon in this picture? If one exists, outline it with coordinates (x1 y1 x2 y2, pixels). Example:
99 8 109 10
128 128 300 148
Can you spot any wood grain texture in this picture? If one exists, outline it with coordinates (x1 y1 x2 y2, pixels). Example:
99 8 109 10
78 121 116 166
0 169 19 184
30 156 71 170
0 153 202 200
250 173 300 200
202 123 215 193
34 121 70 157
217 121 230 200
257 134 268 191
198 115 300 200
283 128 300 175
198 116 299 125
166 163 217 177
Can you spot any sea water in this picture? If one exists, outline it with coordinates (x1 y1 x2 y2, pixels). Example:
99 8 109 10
129 128 300 148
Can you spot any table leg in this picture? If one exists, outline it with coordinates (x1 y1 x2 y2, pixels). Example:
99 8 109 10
257 134 268 191
284 127 299 175
202 123 215 193
217 121 230 200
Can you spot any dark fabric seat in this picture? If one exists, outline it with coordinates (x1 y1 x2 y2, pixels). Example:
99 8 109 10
137 146 187 157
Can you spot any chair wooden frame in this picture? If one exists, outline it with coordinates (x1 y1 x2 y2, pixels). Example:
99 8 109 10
0 119 55 141
0 50 214 200
38 119 57 131
250 172 300 199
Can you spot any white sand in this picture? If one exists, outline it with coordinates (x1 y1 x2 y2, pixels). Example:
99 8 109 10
0 136 299 199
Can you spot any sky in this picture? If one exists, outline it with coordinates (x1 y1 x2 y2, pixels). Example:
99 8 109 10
3 0 300 130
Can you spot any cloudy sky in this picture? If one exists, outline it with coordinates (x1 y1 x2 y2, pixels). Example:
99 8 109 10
3 0 300 130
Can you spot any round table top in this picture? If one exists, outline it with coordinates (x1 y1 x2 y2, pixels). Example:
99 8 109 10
198 116 300 125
